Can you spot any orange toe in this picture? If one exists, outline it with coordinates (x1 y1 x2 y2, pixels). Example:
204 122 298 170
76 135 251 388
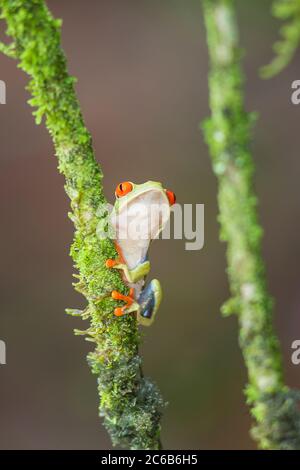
111 290 122 300
114 307 125 317
106 259 116 268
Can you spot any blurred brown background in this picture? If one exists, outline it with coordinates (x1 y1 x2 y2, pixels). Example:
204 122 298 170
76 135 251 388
0 0 300 450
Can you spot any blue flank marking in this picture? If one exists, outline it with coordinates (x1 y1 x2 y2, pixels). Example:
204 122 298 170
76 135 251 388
138 282 155 319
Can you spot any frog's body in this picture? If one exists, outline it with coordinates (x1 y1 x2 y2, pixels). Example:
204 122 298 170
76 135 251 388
106 181 175 326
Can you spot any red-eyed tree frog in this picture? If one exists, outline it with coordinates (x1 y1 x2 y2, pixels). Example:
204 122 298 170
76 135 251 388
106 181 176 326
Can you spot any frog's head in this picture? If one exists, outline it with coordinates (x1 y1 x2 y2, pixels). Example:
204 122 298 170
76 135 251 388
112 181 176 241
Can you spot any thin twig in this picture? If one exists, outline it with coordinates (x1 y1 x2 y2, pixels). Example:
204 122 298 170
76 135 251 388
261 0 300 79
202 0 300 449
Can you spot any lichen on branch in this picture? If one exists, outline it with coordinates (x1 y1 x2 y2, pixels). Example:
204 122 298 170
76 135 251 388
0 0 164 450
202 0 300 450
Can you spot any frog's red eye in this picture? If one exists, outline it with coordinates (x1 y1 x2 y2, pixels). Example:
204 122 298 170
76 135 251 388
115 181 133 198
166 190 176 206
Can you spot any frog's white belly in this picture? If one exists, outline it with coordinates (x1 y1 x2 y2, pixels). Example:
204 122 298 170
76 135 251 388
117 238 150 271
112 188 169 270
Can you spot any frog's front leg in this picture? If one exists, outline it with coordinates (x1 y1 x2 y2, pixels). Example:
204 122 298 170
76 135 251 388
106 257 150 283
136 279 162 326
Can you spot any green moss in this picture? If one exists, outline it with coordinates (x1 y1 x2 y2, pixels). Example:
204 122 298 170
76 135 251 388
0 0 163 450
202 0 300 449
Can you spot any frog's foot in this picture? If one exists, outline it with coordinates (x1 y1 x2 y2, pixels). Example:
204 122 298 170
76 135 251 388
106 257 150 283
105 243 125 270
105 257 128 279
137 279 162 326
106 258 119 268
111 288 139 317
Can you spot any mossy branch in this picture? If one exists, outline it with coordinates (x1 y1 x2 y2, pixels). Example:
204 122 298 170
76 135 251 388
202 0 300 449
261 0 300 78
0 0 164 450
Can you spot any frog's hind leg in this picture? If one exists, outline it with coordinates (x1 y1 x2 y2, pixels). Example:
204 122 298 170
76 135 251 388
137 279 162 326
111 288 139 317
